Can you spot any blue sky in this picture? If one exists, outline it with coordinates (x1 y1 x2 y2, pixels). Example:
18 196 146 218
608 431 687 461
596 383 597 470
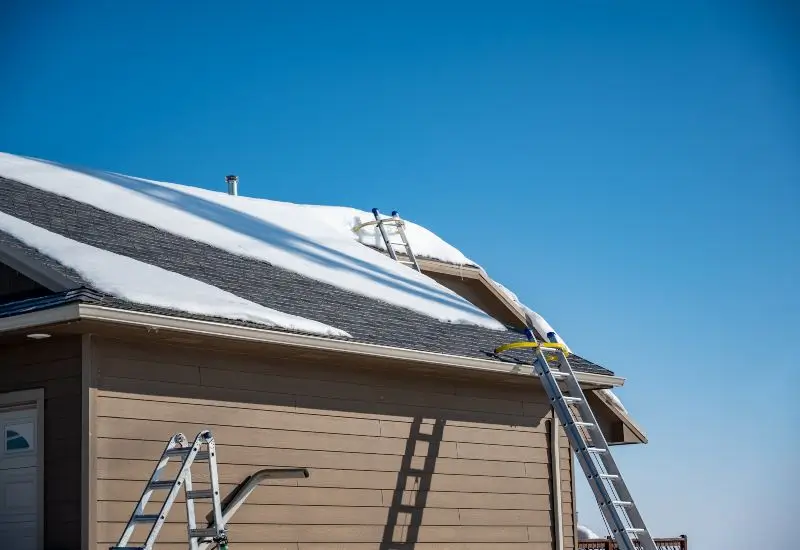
1 2 798 548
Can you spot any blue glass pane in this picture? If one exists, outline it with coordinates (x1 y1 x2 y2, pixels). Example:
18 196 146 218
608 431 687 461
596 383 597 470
5 429 30 450
6 436 29 450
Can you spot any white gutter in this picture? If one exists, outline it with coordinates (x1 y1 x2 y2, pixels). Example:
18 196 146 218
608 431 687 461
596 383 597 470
0 303 626 387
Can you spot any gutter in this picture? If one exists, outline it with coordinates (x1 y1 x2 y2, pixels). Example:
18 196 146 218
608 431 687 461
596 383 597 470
0 303 626 388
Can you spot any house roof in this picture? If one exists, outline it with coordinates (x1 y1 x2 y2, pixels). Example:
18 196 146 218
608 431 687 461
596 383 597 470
0 156 613 376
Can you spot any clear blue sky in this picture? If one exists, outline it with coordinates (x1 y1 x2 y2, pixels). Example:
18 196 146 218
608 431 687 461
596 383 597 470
2 2 798 548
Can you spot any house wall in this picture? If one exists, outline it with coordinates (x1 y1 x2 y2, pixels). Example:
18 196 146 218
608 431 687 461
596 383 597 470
0 335 83 549
89 336 575 550
0 263 49 304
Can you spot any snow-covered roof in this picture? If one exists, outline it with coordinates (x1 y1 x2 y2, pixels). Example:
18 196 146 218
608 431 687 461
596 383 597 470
0 153 499 333
0 151 614 376
0 210 349 338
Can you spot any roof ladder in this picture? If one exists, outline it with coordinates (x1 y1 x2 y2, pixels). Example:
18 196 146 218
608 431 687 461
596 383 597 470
494 323 658 550
353 208 422 272
110 430 310 550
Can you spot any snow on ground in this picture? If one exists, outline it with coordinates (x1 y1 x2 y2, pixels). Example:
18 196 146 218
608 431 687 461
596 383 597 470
0 153 504 330
0 211 350 338
577 525 602 540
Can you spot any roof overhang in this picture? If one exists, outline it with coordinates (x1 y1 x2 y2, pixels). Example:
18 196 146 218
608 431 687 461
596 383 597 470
0 302 627 389
417 259 529 328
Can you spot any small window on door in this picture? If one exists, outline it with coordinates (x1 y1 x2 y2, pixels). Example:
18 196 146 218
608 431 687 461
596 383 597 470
5 422 35 453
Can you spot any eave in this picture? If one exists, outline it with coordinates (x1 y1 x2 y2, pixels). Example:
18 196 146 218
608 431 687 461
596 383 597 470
0 302 626 390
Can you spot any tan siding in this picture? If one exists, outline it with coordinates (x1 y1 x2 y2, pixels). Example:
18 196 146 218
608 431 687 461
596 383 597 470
92 337 570 548
0 335 82 550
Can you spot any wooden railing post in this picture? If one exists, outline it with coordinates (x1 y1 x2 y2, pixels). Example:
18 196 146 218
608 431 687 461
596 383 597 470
605 536 613 550
681 534 688 549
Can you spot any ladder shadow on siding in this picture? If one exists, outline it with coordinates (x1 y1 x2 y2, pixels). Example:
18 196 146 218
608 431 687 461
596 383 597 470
380 417 446 550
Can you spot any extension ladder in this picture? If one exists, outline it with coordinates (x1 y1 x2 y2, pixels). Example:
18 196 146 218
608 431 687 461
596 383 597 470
495 330 657 550
352 208 421 271
111 430 227 550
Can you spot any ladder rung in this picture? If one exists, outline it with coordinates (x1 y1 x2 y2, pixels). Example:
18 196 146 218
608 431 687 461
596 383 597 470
163 448 209 461
164 447 192 456
586 447 607 454
133 514 161 523
611 500 633 507
187 489 214 499
550 371 570 379
407 468 425 476
149 480 177 490
571 421 594 428
561 396 582 404
599 473 620 480
626 528 646 533
189 528 220 538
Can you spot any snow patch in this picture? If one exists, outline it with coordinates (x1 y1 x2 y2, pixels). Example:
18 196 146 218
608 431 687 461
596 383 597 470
0 153 504 330
600 388 628 414
0 211 350 338
577 525 602 540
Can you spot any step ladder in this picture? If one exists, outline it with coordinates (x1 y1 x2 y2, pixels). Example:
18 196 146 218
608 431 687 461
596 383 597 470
495 330 657 550
352 208 421 271
111 430 227 550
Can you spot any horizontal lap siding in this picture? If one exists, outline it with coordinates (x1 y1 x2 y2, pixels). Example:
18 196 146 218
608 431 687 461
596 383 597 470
93 338 573 549
0 336 82 549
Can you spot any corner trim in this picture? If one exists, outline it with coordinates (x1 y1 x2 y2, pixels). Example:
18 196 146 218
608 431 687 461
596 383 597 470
81 334 97 550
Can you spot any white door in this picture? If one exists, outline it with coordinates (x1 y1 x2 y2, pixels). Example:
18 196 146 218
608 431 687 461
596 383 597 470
0 407 38 550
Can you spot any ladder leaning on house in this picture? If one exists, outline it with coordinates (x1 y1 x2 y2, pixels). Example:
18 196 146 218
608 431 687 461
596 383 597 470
352 208 422 272
495 320 658 550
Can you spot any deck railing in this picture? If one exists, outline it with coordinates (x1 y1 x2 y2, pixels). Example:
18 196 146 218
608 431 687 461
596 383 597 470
578 536 688 550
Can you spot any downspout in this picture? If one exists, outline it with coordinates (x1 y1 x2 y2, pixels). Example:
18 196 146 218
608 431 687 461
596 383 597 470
550 414 564 550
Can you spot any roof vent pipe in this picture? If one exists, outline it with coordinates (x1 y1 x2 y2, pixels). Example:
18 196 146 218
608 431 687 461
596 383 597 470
226 175 239 196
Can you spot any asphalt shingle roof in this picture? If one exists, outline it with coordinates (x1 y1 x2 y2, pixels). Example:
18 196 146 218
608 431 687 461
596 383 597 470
0 175 613 376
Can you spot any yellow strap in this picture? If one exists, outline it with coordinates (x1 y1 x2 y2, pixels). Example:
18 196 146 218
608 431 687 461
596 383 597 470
494 341 570 355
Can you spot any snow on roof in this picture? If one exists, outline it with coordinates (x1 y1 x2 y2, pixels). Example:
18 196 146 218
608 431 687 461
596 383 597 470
492 279 571 350
0 210 351 338
0 153 503 330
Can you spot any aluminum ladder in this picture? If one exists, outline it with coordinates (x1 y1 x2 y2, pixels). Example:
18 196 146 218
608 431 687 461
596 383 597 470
111 430 227 550
495 331 657 550
352 208 421 271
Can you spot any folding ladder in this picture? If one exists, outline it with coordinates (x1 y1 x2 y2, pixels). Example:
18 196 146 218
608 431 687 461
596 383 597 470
495 329 657 550
352 208 421 271
111 430 227 550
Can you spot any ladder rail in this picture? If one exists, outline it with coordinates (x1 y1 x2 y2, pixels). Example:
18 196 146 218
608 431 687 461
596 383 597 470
115 433 188 547
391 210 421 272
371 208 399 262
551 348 656 547
531 346 657 550
144 431 207 549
